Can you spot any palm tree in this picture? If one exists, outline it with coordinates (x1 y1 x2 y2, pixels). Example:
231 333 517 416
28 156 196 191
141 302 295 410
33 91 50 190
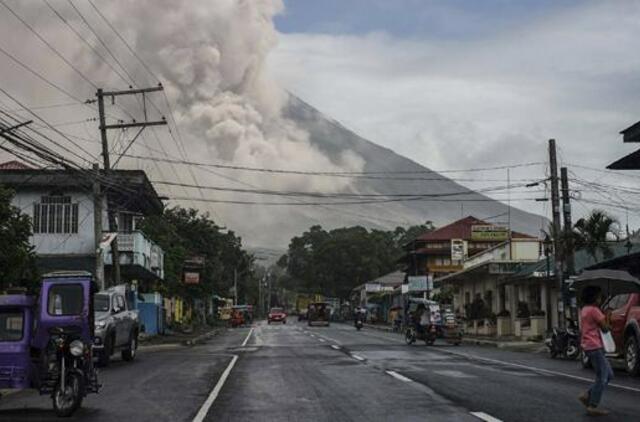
574 210 620 263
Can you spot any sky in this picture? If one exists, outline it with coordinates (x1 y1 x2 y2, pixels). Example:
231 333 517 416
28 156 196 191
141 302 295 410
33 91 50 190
267 0 640 230
1 0 640 246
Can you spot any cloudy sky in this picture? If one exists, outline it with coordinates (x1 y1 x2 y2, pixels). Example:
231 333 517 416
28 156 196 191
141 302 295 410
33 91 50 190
268 0 640 228
2 0 640 244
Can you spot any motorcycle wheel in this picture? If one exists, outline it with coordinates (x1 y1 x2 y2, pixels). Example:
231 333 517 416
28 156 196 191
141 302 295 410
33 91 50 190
404 331 415 345
566 339 580 360
52 371 83 417
549 348 558 359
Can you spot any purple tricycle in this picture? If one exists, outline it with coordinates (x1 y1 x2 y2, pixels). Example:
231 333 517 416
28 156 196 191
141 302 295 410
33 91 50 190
0 271 101 417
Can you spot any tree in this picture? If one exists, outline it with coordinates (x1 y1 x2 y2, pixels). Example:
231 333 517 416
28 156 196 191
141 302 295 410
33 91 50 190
574 210 620 263
139 207 254 305
0 185 38 291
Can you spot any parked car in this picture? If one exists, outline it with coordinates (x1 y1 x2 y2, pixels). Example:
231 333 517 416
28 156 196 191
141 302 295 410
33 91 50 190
608 293 640 375
582 293 640 375
93 286 139 366
268 307 287 324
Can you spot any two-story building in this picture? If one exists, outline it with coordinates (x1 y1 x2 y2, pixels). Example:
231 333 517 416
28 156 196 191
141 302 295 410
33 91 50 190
401 216 534 280
0 160 164 288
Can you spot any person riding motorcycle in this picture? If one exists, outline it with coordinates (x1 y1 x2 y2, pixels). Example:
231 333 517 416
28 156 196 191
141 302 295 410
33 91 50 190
412 303 431 335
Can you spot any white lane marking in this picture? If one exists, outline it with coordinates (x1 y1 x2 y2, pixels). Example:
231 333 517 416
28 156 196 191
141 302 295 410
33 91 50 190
331 345 341 350
318 338 326 342
241 327 254 347
470 411 503 422
385 370 413 383
351 354 365 361
433 369 476 379
192 355 238 422
441 349 640 394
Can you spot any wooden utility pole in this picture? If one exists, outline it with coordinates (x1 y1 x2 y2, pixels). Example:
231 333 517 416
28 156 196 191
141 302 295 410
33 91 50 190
96 85 166 287
548 139 564 328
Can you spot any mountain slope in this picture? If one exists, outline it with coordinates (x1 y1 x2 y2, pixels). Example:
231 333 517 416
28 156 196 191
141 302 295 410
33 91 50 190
274 96 547 240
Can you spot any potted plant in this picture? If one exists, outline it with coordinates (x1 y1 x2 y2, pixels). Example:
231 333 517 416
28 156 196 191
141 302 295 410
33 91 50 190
496 310 512 337
530 309 546 335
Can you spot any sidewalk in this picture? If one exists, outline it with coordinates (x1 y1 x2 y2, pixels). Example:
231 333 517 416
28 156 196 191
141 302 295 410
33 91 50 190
139 325 222 349
362 322 546 353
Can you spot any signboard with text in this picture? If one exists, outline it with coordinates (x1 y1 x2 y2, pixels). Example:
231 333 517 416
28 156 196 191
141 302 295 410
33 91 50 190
184 272 200 284
471 225 509 241
451 238 466 261
407 275 433 292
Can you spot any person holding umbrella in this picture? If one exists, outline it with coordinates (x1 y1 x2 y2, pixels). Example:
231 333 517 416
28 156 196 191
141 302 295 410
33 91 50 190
578 285 613 416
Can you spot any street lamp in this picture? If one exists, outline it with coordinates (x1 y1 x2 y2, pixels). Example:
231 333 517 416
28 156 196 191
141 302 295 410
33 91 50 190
543 234 553 330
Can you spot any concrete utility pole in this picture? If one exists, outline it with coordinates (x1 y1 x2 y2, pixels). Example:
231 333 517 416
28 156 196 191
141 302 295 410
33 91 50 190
96 85 166 287
548 139 564 328
233 267 238 306
561 167 575 320
560 167 575 276
93 164 105 291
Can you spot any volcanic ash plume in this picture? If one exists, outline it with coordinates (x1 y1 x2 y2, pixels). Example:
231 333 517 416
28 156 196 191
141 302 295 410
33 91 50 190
113 0 365 192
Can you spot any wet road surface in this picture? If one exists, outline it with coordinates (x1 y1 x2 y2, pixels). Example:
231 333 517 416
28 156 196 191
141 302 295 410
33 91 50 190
1 320 639 421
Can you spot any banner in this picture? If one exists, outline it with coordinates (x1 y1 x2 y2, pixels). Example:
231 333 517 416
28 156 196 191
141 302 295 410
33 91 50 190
451 239 466 261
408 276 430 292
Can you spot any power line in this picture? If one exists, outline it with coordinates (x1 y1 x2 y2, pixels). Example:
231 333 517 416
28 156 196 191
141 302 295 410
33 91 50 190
165 196 543 207
1 0 97 89
122 153 544 178
152 180 532 199
66 0 137 87
43 0 132 87
87 0 158 84
0 45 93 108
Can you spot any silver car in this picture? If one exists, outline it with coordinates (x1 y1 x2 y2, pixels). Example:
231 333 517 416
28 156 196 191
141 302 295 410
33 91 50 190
93 286 139 366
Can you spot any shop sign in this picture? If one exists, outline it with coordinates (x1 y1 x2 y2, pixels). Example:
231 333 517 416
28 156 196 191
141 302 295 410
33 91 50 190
471 225 509 241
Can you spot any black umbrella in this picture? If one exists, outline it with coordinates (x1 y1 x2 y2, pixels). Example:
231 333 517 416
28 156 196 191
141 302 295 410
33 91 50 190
573 269 640 297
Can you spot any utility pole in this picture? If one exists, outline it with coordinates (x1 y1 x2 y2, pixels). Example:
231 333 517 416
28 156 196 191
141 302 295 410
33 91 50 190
561 167 575 320
96 85 166 287
233 267 238 306
560 167 574 276
93 164 105 291
548 139 564 328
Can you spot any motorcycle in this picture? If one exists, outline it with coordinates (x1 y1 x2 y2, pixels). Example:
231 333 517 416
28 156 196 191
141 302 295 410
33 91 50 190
405 323 437 346
0 271 101 417
545 319 580 360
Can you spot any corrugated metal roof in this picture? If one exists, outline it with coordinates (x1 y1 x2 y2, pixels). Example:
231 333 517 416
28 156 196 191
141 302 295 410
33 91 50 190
415 215 534 241
0 160 33 170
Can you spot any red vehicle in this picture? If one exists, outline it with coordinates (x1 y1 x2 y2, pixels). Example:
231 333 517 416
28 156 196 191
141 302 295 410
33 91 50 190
605 293 640 375
268 307 287 324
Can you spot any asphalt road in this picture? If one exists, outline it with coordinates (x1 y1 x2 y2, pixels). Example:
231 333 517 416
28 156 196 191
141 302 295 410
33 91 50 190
1 321 639 421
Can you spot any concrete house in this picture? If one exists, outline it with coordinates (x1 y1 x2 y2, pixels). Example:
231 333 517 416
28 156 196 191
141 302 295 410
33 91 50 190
0 160 165 287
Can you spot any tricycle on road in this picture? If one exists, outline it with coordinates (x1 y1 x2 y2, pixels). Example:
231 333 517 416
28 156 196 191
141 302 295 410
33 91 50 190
404 298 462 346
0 271 101 417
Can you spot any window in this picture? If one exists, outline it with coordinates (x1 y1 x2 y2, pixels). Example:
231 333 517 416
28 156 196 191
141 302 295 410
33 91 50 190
48 284 84 316
0 308 24 341
115 295 125 312
94 294 110 312
607 294 630 311
33 196 79 234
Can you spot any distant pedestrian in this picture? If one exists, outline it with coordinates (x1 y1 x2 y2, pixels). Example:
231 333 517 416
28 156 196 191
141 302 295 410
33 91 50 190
578 285 613 416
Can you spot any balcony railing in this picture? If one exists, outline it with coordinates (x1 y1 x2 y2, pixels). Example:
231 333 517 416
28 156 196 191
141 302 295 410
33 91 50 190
104 230 164 279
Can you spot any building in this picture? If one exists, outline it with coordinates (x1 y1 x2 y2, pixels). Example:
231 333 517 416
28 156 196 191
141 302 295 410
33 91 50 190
0 161 165 288
436 237 550 338
607 119 640 169
351 271 405 323
401 216 535 280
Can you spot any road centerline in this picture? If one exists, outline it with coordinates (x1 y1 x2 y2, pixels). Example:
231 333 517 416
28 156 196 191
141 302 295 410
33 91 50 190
241 327 254 347
386 370 413 383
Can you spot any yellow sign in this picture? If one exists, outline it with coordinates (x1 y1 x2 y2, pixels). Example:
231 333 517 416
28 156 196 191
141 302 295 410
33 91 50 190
471 225 509 241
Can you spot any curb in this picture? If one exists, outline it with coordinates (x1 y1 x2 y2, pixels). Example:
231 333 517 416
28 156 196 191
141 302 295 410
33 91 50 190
183 328 220 346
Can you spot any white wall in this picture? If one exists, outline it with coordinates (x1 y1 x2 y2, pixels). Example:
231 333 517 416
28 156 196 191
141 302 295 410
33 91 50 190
11 190 105 256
